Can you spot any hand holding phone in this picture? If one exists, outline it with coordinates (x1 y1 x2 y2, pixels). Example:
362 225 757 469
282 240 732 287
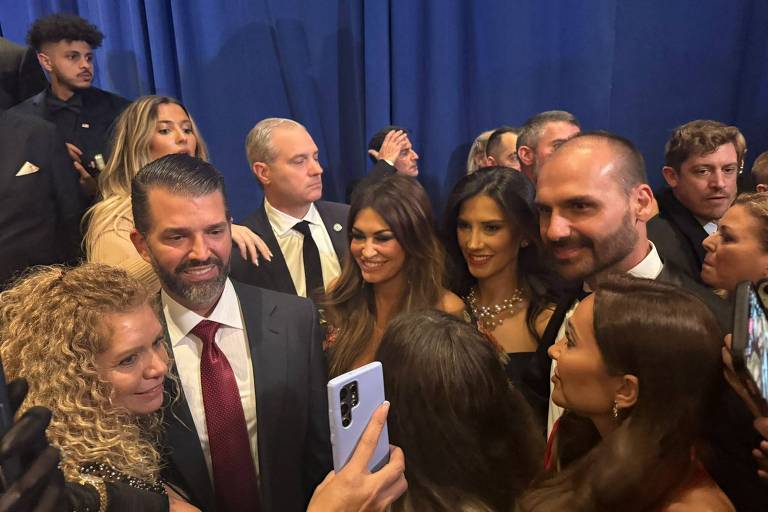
327 362 389 472
731 281 768 417
308 402 407 512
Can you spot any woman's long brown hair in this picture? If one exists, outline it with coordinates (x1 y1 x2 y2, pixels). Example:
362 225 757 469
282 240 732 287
322 174 447 377
519 275 723 511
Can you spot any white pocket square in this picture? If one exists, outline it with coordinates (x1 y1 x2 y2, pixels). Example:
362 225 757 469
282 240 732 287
16 161 40 176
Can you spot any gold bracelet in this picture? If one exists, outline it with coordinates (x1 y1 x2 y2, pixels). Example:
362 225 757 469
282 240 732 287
78 474 108 512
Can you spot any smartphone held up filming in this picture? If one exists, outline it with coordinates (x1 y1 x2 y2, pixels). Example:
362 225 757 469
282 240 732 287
327 361 389 472
732 280 768 416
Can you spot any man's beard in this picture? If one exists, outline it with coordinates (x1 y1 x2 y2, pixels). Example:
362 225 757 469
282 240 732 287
150 251 230 309
546 209 638 282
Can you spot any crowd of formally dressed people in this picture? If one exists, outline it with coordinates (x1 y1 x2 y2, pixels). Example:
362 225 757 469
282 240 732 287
2 12 768 512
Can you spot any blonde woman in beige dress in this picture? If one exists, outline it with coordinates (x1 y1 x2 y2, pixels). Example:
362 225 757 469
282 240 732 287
84 96 270 290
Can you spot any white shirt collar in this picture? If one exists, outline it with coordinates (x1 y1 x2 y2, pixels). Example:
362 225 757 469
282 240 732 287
628 241 664 280
264 198 322 237
162 278 243 347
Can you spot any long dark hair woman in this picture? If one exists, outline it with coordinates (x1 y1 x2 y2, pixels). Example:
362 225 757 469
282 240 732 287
518 275 733 511
443 167 559 384
322 174 465 377
377 309 542 512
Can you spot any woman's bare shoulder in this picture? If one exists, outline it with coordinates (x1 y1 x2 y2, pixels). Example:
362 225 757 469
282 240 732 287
664 484 735 512
438 289 467 319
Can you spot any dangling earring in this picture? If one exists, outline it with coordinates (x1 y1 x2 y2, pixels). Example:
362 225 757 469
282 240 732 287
612 401 619 420
520 240 529 248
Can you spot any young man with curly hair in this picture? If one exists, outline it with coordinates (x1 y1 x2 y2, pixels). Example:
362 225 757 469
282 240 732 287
11 13 129 187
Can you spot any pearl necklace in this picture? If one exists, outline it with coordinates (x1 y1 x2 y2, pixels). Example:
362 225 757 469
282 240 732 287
466 287 525 329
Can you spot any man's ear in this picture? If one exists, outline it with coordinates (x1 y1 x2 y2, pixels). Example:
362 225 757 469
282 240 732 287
757 183 768 193
517 146 534 166
614 374 639 411
633 184 655 222
252 162 270 187
662 166 679 188
485 155 497 166
37 52 53 73
130 229 153 264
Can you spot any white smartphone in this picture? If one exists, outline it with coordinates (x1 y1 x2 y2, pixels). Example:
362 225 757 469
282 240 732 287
327 361 389 472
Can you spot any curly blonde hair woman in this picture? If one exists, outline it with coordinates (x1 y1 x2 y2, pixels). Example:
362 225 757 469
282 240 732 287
0 263 189 509
84 96 269 291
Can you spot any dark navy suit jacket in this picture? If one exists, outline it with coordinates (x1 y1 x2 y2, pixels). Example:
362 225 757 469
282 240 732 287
161 281 332 512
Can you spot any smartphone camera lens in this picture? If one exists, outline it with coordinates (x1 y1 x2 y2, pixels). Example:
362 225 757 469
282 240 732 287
340 387 348 401
341 403 349 415
341 415 351 427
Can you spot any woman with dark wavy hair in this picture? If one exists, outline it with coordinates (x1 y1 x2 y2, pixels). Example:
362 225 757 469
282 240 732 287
519 275 733 511
443 167 559 385
376 309 542 512
322 174 464 377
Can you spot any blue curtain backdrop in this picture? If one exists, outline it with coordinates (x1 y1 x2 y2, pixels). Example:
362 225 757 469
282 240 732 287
1 0 766 220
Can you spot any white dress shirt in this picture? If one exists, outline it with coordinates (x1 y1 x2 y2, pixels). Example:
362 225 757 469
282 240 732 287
162 279 259 481
701 220 718 236
546 242 664 434
264 199 342 297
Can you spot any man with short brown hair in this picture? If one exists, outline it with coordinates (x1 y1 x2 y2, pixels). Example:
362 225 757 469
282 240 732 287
649 119 745 281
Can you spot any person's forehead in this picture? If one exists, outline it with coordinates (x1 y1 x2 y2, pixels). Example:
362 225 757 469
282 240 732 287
571 294 597 341
540 121 579 141
46 39 93 53
681 142 738 168
538 143 621 195
272 126 317 156
147 188 227 226
499 132 518 147
721 204 753 229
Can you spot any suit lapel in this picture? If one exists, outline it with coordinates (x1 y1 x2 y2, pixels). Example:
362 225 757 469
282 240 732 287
234 282 288 512
316 201 347 263
158 302 217 511
658 189 708 266
30 91 50 121
541 287 584 349
251 205 297 295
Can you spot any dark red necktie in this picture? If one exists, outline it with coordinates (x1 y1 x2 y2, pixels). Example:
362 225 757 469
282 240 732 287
192 320 261 512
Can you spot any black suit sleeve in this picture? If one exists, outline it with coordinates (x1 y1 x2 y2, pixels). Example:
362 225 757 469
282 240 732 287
45 124 87 262
302 305 333 502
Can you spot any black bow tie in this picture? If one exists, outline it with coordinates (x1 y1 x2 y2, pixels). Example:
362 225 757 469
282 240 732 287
47 96 82 115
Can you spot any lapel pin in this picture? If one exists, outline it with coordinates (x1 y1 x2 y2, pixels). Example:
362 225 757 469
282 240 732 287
81 123 90 129
333 223 342 232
